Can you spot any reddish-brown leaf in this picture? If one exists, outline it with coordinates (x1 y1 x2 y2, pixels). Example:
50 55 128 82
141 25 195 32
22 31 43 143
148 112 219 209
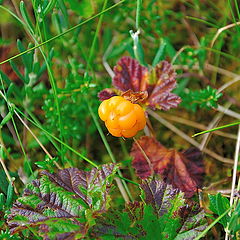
130 136 204 197
113 56 148 92
147 61 181 110
99 57 181 111
98 88 117 101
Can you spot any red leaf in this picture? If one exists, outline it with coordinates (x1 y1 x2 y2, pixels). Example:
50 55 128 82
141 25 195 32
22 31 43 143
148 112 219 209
98 88 117 101
98 57 181 111
113 56 148 92
130 136 204 197
147 61 181 110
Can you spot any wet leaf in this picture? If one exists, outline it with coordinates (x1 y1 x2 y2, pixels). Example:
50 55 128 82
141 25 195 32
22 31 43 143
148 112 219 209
7 164 118 239
92 179 207 239
130 136 204 197
113 56 149 92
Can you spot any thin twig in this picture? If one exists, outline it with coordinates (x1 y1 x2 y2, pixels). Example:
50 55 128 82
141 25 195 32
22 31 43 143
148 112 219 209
230 125 240 205
171 45 191 65
133 136 154 175
217 105 240 119
211 22 240 49
158 112 236 139
102 37 115 78
147 109 234 164
225 125 240 240
199 103 232 151
0 91 61 169
217 76 240 94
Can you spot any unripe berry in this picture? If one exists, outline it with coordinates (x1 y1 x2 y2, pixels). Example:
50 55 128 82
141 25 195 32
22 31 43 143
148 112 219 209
98 96 146 138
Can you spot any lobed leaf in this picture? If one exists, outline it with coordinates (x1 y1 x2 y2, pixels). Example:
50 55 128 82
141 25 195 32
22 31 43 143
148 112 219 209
92 179 207 239
7 164 118 239
113 56 149 92
147 61 181 110
131 136 204 197
98 88 117 101
100 56 181 110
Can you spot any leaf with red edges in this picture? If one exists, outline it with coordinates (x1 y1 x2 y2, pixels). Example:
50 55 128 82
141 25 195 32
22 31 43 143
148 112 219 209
7 164 118 239
98 88 117 101
130 136 204 197
147 61 181 110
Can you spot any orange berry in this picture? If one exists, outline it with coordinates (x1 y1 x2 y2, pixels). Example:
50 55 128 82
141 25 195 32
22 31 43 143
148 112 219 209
105 111 119 129
115 101 133 115
118 111 137 129
98 96 146 138
108 127 122 137
133 104 146 130
122 123 139 138
98 99 110 121
108 96 125 110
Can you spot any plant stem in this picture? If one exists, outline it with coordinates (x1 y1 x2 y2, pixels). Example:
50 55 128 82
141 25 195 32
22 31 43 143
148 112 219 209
133 137 153 175
195 207 232 240
136 0 142 30
225 125 240 240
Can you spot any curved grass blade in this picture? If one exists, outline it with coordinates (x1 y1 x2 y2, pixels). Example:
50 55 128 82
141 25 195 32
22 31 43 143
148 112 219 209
193 121 240 137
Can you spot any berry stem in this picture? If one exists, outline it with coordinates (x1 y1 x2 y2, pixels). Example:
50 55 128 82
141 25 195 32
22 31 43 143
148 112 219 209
133 137 154 176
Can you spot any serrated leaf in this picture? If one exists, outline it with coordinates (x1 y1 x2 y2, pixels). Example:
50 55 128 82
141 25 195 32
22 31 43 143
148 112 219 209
209 193 230 228
147 61 181 110
131 136 204 197
98 88 117 101
101 56 181 110
113 56 149 92
92 179 207 239
8 164 118 239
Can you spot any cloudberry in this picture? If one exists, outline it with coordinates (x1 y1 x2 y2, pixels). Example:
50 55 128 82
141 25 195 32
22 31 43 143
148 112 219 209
98 96 146 138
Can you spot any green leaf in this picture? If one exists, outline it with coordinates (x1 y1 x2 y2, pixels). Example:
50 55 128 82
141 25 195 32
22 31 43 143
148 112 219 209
0 193 5 210
8 164 118 239
0 105 15 128
130 30 147 66
65 0 95 18
19 1 35 34
9 60 25 82
6 182 13 207
228 202 240 235
16 40 34 81
92 179 207 239
43 0 57 16
209 193 230 228
0 169 9 195
180 86 222 112
152 39 167 67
